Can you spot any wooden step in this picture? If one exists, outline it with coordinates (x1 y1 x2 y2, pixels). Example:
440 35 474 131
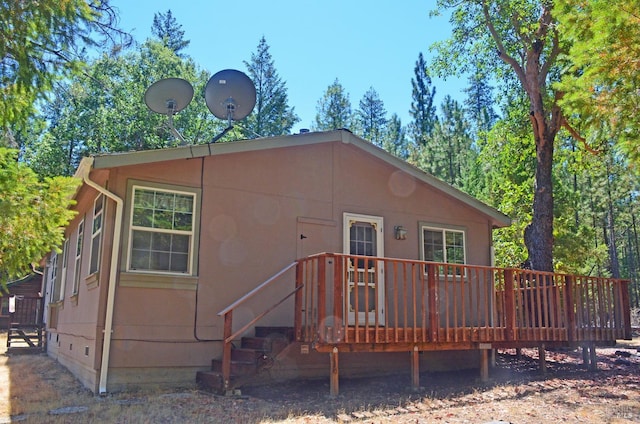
197 327 295 394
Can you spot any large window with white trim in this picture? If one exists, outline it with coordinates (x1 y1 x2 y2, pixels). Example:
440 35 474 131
128 186 196 274
89 194 104 275
72 219 84 295
420 224 466 274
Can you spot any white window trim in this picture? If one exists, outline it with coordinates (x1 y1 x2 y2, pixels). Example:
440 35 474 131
126 184 197 275
48 251 58 303
72 219 84 295
89 194 104 275
419 223 467 274
59 238 69 301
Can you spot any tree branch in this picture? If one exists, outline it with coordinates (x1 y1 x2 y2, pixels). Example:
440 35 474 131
481 0 527 87
562 118 601 155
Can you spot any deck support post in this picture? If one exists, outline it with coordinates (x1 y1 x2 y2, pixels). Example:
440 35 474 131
330 347 339 397
222 311 233 393
411 345 420 390
582 344 589 367
515 348 522 359
538 344 547 374
588 343 597 371
480 348 490 382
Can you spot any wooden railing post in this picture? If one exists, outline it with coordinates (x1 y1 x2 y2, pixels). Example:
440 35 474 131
333 254 344 343
317 256 327 343
503 268 516 341
564 275 576 342
294 260 303 342
222 311 233 393
427 263 438 342
620 280 632 340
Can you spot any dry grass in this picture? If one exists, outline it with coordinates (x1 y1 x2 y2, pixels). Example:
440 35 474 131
1 331 639 423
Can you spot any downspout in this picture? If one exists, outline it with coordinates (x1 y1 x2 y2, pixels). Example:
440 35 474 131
78 157 124 395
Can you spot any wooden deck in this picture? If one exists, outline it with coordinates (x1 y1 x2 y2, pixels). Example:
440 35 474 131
217 253 632 395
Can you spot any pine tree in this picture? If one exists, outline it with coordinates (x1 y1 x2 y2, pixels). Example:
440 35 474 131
408 52 437 146
243 37 299 138
464 66 497 136
151 10 190 57
314 79 352 131
381 114 408 159
356 87 387 146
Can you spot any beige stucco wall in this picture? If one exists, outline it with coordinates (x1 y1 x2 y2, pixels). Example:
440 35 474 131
48 135 500 392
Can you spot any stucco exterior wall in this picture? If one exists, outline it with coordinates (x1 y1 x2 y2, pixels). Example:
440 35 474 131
46 133 503 392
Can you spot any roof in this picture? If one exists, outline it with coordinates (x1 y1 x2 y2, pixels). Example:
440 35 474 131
76 129 511 228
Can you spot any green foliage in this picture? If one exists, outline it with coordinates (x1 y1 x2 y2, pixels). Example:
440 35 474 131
23 40 225 176
355 87 387 146
151 10 190 57
380 114 409 160
408 52 437 145
0 0 129 132
555 0 640 171
0 148 78 287
313 79 352 131
243 37 299 137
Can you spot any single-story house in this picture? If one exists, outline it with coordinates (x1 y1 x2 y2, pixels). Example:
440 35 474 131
41 129 631 395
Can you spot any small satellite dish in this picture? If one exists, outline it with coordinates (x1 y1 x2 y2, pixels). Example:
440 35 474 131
144 78 194 144
144 78 194 115
205 69 256 123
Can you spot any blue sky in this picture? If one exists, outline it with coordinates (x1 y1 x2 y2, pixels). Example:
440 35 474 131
110 0 467 133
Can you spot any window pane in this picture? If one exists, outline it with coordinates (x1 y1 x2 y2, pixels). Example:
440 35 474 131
132 207 153 227
153 210 173 230
174 195 193 213
154 192 174 211
151 233 172 251
151 252 170 271
94 195 104 214
131 250 150 270
170 253 188 272
92 213 102 234
132 230 152 250
172 234 190 253
90 235 100 274
134 190 154 208
423 230 444 262
173 212 193 231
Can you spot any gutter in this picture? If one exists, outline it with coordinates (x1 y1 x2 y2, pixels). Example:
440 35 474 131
76 157 124 395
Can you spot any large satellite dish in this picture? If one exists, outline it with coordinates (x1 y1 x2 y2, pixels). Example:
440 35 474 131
144 78 194 144
144 77 194 115
205 69 256 123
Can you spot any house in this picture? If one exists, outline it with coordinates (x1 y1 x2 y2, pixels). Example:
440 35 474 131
41 129 631 395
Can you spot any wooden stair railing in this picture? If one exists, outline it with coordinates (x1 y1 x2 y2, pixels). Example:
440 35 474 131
215 262 299 393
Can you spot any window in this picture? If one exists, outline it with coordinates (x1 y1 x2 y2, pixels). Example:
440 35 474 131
89 195 104 275
72 220 84 295
51 239 69 302
128 186 196 274
421 224 466 274
48 251 58 303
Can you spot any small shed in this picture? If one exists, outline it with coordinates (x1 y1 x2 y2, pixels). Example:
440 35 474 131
2 274 45 351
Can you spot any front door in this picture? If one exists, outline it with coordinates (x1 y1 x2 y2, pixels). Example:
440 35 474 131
343 213 385 325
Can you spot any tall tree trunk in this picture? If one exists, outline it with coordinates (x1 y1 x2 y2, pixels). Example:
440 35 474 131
605 159 621 278
524 130 555 272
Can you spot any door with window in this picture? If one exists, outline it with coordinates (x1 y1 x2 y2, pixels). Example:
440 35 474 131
343 213 385 325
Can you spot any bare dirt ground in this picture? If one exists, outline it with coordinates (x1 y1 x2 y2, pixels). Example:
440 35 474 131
1 332 639 423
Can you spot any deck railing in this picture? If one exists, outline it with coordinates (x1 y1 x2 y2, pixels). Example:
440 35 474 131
295 253 632 350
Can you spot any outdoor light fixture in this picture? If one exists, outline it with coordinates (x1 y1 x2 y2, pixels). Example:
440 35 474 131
394 226 407 240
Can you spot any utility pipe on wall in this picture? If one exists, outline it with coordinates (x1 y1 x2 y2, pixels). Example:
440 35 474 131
77 157 124 394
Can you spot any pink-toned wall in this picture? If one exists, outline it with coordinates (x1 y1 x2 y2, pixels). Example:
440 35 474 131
49 138 497 392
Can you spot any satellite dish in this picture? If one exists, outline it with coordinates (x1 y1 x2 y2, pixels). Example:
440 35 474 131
144 78 194 115
144 78 194 144
205 69 256 123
